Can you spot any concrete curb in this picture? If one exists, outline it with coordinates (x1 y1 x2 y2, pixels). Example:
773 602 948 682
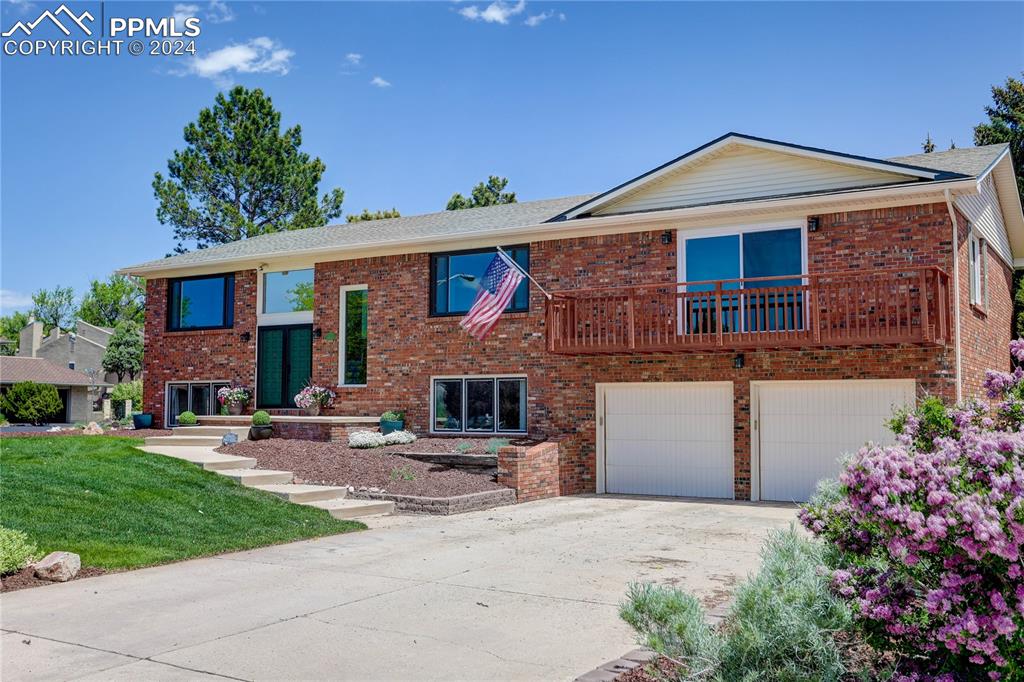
574 648 657 682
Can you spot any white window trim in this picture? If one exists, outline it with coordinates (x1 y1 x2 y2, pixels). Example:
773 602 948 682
676 219 808 285
968 231 987 308
339 284 368 387
257 267 315 326
429 374 528 435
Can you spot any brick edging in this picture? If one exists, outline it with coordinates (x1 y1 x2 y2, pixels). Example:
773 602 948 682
574 648 657 682
350 488 515 515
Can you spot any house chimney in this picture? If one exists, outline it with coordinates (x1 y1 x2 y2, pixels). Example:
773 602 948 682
18 318 43 357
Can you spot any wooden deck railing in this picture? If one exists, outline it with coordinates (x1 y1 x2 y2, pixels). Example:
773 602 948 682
545 267 951 355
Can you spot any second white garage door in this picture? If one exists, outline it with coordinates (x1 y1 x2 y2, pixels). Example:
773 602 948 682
755 380 916 503
602 382 734 498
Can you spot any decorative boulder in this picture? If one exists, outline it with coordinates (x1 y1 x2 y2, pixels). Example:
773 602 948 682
82 422 103 435
33 551 81 582
221 432 239 446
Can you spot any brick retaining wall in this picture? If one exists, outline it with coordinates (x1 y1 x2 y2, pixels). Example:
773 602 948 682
497 442 561 503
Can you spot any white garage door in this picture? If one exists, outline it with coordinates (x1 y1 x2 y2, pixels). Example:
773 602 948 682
603 383 734 498
756 380 915 502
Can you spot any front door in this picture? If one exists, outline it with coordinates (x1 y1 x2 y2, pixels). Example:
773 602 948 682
257 325 313 409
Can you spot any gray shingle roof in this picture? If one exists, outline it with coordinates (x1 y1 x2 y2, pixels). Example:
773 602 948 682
124 194 595 273
887 143 1007 178
122 143 1009 275
0 357 103 386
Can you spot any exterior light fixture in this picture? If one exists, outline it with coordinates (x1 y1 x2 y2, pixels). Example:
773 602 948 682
240 331 251 342
733 353 745 369
313 327 323 339
807 216 820 232
661 230 673 245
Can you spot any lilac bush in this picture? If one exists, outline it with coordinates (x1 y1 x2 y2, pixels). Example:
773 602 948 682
801 341 1024 679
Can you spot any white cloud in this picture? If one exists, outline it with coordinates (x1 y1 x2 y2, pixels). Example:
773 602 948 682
173 3 200 26
459 0 526 24
4 0 36 15
345 52 362 66
206 0 235 23
0 289 34 315
177 37 294 86
524 9 564 27
370 75 391 88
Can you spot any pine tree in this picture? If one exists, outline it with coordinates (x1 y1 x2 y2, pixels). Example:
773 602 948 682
102 321 143 382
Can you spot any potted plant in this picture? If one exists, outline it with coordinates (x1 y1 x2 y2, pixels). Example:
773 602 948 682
249 410 273 440
380 410 405 435
217 385 251 416
177 411 197 426
294 383 335 416
132 412 154 429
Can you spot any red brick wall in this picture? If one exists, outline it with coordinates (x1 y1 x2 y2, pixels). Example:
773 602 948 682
142 201 1004 499
498 441 560 502
143 271 258 428
956 208 1015 398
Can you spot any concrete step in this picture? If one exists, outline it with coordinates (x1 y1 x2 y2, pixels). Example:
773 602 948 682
218 468 293 486
307 498 395 520
144 435 227 447
172 425 250 439
138 445 257 471
253 484 348 503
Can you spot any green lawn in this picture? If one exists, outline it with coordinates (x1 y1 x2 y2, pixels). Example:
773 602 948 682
1 436 363 569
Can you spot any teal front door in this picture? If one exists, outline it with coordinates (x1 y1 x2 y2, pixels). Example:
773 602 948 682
257 325 313 408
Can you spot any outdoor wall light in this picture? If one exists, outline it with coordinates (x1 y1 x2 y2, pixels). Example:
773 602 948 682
733 353 745 369
313 327 322 339
807 216 820 232
239 331 251 342
661 230 673 245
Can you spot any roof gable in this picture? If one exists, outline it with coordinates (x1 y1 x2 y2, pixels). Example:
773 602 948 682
560 133 946 219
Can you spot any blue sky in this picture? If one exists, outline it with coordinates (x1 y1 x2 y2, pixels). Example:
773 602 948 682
1 1 1022 315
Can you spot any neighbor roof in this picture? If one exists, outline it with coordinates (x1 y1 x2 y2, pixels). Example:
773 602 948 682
121 136 1011 276
0 356 105 387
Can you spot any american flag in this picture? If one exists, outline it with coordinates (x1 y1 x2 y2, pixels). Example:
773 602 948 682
459 251 525 340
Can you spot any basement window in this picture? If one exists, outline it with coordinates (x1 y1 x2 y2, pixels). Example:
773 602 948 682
431 376 527 433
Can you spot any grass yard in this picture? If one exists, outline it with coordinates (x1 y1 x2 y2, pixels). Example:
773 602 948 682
1 436 363 570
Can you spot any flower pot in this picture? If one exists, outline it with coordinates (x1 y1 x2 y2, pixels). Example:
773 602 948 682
227 402 244 416
249 425 273 441
132 413 153 429
304 404 320 416
380 419 404 435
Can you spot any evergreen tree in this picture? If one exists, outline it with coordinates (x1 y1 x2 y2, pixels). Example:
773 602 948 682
446 176 517 210
922 133 936 153
102 321 143 382
346 208 401 223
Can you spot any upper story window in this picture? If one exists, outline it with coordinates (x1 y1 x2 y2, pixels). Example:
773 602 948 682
969 232 987 308
263 269 314 314
430 246 529 316
167 274 234 331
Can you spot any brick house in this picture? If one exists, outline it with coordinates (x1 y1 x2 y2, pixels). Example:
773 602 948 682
122 134 1024 502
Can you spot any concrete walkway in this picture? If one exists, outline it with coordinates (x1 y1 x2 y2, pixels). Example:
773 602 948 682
1 496 796 681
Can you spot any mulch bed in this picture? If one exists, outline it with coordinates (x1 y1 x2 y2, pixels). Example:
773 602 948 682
0 429 172 439
1 566 108 593
218 438 508 497
617 656 679 682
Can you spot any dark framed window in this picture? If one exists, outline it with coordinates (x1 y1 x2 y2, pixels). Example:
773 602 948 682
167 274 235 331
430 246 529 316
431 376 527 433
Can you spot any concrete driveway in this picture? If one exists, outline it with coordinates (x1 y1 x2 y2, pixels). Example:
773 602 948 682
2 496 796 681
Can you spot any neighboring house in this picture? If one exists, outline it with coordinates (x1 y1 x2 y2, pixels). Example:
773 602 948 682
0 356 108 423
122 133 1024 502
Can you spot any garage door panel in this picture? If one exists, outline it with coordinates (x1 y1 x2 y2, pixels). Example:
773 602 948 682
604 383 733 499
757 380 914 502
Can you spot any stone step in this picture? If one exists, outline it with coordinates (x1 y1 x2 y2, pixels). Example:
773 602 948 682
253 484 348 503
306 498 395 520
218 468 293 486
144 435 227 447
138 445 257 471
172 425 250 439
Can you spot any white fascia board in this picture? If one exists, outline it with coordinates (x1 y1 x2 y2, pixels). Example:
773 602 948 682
120 177 978 279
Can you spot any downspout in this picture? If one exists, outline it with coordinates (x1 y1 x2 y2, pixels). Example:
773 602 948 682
944 189 963 403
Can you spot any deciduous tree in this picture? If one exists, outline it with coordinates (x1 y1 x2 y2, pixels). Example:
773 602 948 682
78 274 145 328
31 286 76 332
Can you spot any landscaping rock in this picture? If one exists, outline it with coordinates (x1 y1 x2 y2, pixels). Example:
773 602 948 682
222 432 239 446
33 552 81 582
82 422 103 435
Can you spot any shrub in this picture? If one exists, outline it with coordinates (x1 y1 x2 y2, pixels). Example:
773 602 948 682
177 411 197 426
0 381 64 424
383 430 416 445
110 379 143 413
0 412 7 426
349 430 386 448
251 410 271 426
0 526 38 575
885 394 955 452
800 339 1024 678
620 528 857 681
380 410 404 422
485 437 510 454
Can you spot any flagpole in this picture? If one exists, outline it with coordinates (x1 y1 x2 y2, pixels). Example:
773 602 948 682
495 246 553 300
